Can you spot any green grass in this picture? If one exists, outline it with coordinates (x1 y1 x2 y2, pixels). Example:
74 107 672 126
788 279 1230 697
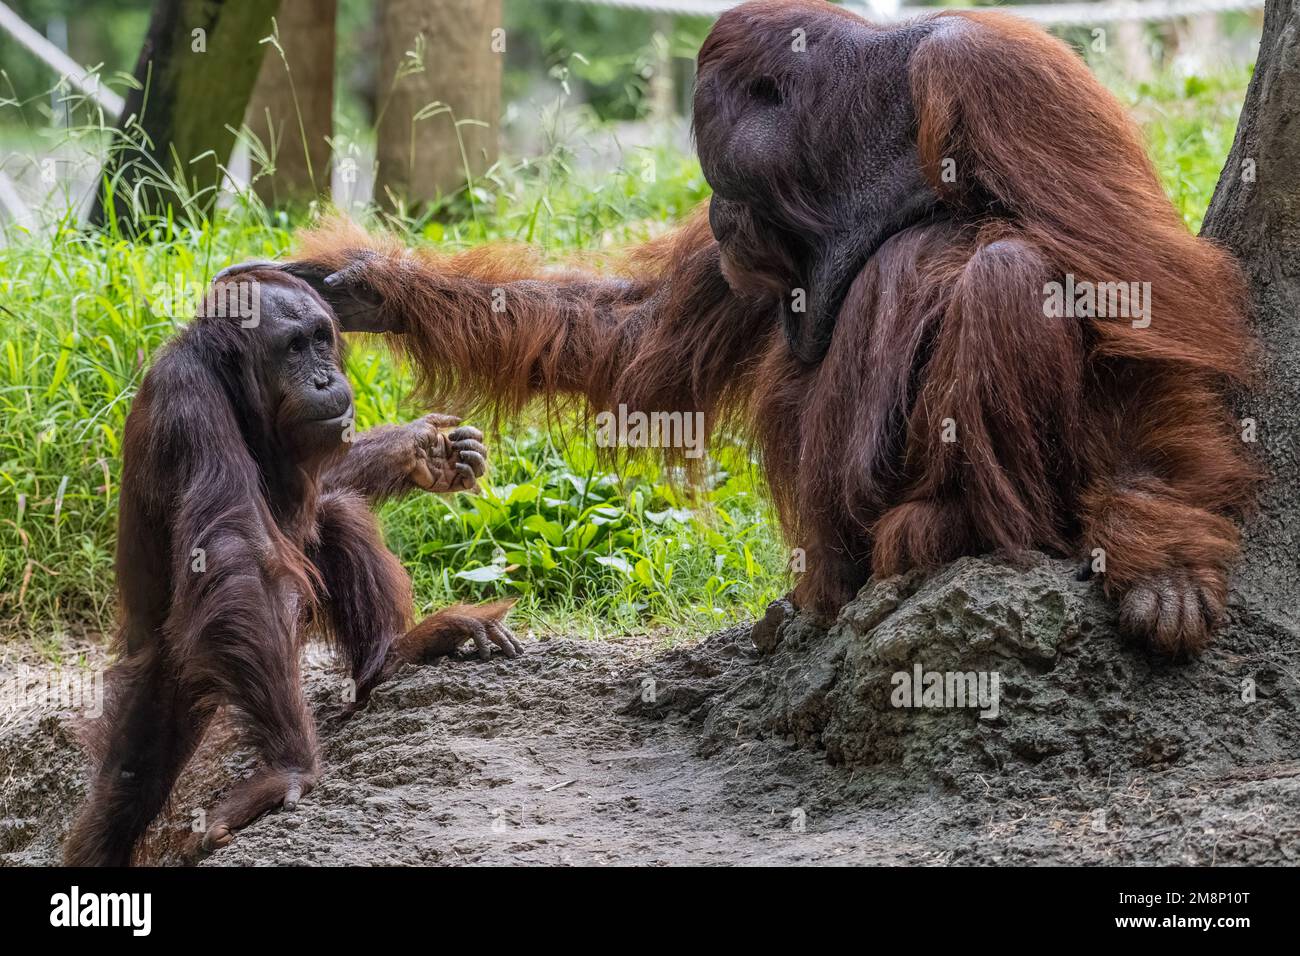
0 63 1251 648
1124 66 1254 232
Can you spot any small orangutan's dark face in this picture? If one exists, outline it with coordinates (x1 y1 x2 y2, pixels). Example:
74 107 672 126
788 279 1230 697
256 281 355 460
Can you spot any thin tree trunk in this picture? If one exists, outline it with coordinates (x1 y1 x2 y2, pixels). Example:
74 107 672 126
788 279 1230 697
374 0 503 212
1201 0 1300 629
90 0 281 231
245 0 337 206
648 14 675 123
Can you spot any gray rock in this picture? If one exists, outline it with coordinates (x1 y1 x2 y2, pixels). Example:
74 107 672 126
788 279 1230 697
704 554 1300 799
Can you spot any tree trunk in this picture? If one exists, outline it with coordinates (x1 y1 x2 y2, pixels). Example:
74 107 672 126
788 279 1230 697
245 0 336 207
374 0 503 212
1201 0 1300 631
90 0 280 231
648 14 676 123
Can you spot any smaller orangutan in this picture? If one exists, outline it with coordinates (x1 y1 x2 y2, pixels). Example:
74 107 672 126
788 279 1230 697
64 268 519 867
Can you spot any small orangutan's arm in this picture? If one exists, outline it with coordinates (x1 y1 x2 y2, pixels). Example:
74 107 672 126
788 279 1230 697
324 414 487 504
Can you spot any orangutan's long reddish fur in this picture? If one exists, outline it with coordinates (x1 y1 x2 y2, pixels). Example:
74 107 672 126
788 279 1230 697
294 8 1255 654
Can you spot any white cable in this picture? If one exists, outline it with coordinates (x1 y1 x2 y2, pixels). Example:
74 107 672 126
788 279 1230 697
0 0 124 116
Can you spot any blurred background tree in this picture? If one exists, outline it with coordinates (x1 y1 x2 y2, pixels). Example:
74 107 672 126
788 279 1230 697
374 0 502 213
245 0 335 207
0 0 721 219
87 0 280 230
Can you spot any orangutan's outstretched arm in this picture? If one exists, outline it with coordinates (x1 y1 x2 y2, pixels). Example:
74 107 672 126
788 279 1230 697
263 209 767 421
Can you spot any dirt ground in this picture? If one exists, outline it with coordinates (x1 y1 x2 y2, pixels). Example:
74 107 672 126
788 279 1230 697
3 554 1299 866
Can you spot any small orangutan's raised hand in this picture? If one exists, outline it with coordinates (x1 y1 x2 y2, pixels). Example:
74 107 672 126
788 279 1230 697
407 414 487 494
323 414 488 502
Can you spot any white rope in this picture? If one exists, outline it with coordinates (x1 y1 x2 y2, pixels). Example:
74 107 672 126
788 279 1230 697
562 0 1266 25
0 0 124 116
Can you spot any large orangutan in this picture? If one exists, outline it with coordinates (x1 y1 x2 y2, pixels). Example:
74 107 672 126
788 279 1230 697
249 1 1255 655
65 269 519 866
